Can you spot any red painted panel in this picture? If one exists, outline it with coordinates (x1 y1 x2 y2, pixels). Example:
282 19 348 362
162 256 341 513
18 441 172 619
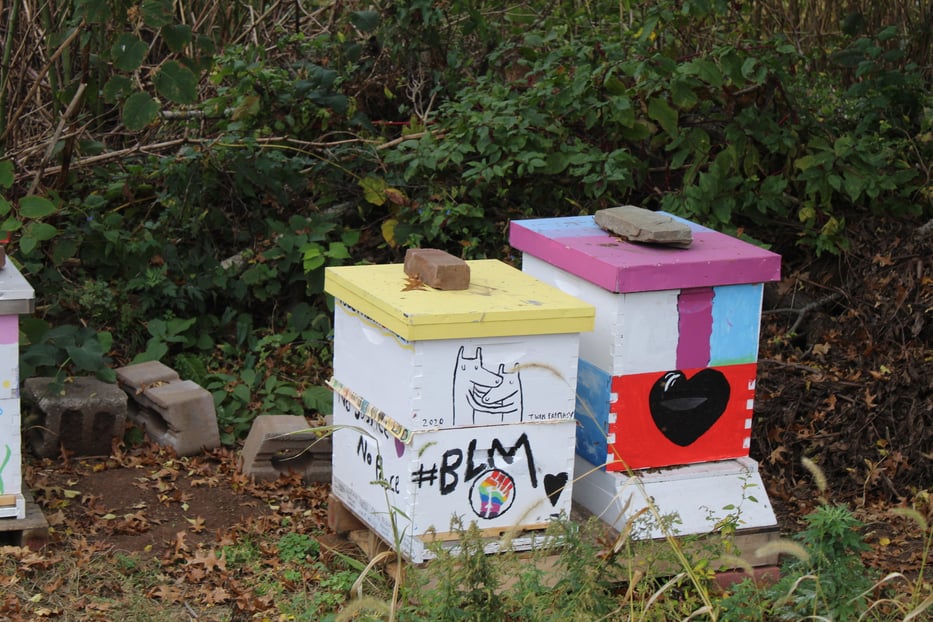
606 364 757 471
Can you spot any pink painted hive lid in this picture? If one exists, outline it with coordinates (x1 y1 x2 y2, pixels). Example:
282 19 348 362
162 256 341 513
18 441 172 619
509 215 781 293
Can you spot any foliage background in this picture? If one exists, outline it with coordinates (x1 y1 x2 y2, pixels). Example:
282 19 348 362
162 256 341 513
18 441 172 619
1 0 931 499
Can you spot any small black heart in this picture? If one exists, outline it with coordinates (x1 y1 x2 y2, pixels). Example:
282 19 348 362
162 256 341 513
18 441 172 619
543 472 569 506
649 369 730 447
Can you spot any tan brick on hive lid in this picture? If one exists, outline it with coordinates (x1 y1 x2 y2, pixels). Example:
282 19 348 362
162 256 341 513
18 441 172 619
403 248 471 290
595 205 693 247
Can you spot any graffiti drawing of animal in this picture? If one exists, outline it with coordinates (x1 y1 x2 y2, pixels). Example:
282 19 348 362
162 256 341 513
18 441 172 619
453 346 524 424
467 363 523 423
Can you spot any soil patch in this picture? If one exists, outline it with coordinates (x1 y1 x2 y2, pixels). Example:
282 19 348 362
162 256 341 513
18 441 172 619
25 441 332 561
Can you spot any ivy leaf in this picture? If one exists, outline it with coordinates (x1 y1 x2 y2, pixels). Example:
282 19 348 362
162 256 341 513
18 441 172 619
97 331 114 352
19 196 57 219
103 75 133 103
326 242 350 260
302 386 334 413
648 97 678 137
1 217 22 232
25 221 58 241
19 234 37 255
131 339 168 364
232 384 251 404
75 0 111 22
302 245 325 272
154 61 198 104
20 343 62 371
843 174 866 202
66 342 106 372
0 159 13 188
141 0 174 28
683 59 723 87
349 10 380 33
359 176 388 206
381 218 398 247
123 92 160 131
161 24 192 53
603 75 628 96
111 34 148 72
671 80 698 110
540 152 570 175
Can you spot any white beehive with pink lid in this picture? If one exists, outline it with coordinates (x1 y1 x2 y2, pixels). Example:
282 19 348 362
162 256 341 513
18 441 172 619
0 261 35 519
510 213 781 472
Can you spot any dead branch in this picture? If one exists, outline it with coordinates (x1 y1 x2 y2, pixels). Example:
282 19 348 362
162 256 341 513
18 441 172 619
375 131 439 150
0 18 86 144
764 291 843 335
20 134 390 179
28 82 87 194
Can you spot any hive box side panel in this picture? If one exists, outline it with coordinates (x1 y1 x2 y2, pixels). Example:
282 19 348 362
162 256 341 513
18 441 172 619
333 302 581 432
573 455 777 539
709 284 765 366
608 365 757 470
332 399 576 562
522 255 681 375
521 254 621 373
575 359 612 467
333 302 418 426
0 398 24 518
0 315 19 399
615 290 680 375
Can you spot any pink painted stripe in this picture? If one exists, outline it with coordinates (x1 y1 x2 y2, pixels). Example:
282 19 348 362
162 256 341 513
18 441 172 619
676 288 714 368
0 315 17 344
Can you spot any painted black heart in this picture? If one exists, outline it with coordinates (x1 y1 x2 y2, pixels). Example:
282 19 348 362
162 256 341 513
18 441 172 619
543 472 569 506
649 369 730 447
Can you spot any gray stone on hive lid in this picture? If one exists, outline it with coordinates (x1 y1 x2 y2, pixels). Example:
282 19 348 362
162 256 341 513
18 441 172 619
594 205 693 248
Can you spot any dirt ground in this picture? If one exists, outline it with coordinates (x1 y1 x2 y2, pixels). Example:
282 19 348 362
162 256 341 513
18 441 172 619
16 215 933 578
24 444 335 561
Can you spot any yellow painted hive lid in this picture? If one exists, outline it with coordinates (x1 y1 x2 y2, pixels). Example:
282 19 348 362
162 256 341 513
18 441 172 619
325 259 595 341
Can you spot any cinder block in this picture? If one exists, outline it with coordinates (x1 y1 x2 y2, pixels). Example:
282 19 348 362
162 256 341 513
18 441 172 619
131 380 220 456
403 248 470 290
116 362 220 457
23 377 128 458
115 360 180 390
240 414 332 482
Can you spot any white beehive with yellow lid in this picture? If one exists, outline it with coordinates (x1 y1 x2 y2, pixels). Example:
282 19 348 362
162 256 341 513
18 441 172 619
325 259 594 563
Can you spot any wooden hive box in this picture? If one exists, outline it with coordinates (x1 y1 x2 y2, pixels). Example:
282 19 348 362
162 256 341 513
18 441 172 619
325 259 594 563
510 215 781 472
0 261 35 519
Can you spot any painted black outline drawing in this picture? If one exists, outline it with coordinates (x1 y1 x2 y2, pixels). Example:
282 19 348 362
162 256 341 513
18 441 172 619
452 346 524 425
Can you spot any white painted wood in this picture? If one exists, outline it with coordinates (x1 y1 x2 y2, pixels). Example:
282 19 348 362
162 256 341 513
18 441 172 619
332 398 577 563
333 302 581 432
0 342 18 400
0 398 24 518
572 455 777 540
522 254 680 375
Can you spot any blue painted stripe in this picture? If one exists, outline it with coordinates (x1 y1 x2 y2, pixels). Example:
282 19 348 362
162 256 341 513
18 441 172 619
709 283 764 365
574 358 612 468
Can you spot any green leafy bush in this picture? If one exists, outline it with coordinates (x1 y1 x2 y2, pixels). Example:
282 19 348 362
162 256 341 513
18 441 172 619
720 504 874 621
8 0 932 445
